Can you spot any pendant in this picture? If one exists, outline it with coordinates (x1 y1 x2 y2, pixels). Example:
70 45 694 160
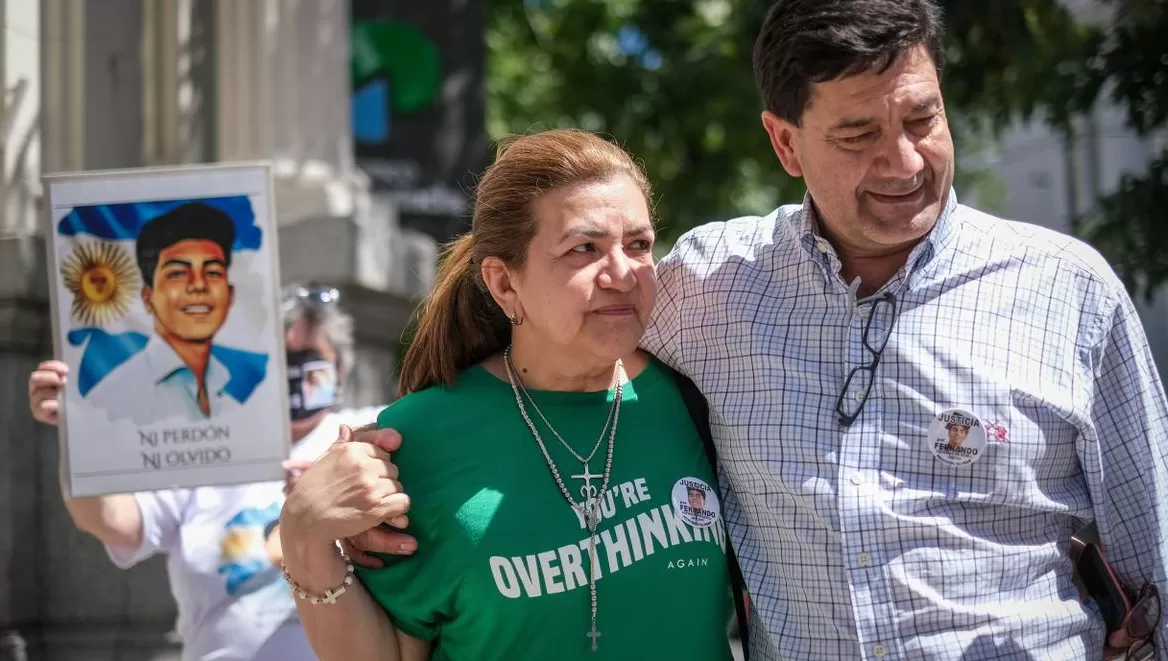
587 623 601 651
571 463 602 501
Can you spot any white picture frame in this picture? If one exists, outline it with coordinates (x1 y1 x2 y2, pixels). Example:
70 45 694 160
42 162 291 497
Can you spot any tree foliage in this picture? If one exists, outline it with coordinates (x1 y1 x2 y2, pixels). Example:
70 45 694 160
486 0 798 241
485 0 1168 298
1067 0 1168 300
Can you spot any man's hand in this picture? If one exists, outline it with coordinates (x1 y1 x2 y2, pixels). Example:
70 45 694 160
29 360 68 426
342 525 417 568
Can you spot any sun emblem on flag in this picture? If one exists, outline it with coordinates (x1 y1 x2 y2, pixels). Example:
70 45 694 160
60 241 140 326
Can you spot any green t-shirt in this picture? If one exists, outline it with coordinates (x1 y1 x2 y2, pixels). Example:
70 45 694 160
357 358 733 661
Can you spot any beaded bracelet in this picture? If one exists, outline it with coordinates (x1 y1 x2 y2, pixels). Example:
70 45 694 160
281 548 356 605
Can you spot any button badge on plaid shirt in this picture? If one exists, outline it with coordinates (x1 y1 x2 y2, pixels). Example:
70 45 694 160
928 408 987 466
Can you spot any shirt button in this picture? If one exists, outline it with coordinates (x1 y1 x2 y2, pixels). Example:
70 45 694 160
816 239 831 253
856 306 870 318
853 388 868 402
858 552 872 567
850 474 864 486
873 643 888 658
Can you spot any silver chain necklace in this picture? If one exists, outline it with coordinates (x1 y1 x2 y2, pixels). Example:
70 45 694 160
502 346 623 652
513 360 618 467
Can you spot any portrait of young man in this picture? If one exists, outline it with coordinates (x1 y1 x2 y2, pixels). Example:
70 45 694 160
86 202 267 424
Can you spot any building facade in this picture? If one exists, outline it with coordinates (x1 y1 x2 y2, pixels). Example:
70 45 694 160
0 1 440 659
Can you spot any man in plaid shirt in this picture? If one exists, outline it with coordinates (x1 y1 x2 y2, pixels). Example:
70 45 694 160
351 0 1168 658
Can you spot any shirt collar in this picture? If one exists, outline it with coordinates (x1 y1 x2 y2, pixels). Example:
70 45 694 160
144 336 230 395
792 187 962 273
906 188 961 271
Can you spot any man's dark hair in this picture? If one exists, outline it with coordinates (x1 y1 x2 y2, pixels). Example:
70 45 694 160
752 0 946 125
136 202 236 285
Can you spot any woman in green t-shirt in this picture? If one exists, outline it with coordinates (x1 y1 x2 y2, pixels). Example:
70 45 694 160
279 129 736 661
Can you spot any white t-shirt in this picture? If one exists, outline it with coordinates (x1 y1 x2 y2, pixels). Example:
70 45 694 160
104 407 382 661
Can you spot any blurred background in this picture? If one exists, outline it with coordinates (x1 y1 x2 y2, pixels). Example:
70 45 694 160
0 0 1165 659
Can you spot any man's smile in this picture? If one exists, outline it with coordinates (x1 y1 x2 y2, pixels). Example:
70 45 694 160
181 303 214 316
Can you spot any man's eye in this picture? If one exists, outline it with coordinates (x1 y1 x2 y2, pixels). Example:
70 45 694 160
840 133 874 145
570 244 596 254
627 239 652 252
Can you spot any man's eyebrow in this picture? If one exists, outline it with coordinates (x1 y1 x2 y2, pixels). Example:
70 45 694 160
829 116 877 132
909 96 943 114
828 97 944 132
159 258 227 269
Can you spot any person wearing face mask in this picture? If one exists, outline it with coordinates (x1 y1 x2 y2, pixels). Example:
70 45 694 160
26 282 387 661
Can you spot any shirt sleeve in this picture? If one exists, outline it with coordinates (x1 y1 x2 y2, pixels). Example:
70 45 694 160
1078 293 1168 643
352 399 464 642
104 489 191 569
642 243 690 371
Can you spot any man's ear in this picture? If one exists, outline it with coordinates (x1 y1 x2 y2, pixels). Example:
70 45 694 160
762 111 804 178
141 285 154 315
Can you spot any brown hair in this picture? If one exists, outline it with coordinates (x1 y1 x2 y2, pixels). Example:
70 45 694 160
397 129 653 396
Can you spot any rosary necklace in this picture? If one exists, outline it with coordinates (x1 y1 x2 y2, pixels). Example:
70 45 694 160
503 346 623 651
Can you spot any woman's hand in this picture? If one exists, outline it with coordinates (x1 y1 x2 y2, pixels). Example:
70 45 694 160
29 360 68 425
281 425 411 551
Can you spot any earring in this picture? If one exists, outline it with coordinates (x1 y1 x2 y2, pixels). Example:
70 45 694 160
509 311 523 326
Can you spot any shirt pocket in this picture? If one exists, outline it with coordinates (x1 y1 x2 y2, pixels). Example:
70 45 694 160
892 399 1081 511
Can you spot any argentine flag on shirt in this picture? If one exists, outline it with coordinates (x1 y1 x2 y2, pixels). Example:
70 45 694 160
55 196 269 405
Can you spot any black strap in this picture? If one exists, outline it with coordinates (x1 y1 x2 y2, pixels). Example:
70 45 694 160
670 368 750 659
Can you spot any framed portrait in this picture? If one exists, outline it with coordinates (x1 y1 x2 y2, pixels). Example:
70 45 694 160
43 163 290 497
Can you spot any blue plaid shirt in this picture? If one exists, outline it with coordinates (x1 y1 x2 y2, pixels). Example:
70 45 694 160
643 193 1168 660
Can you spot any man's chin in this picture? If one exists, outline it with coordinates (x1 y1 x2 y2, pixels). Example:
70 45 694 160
864 205 942 242
169 331 217 343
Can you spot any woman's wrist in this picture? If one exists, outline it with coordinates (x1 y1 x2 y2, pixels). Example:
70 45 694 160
280 523 350 595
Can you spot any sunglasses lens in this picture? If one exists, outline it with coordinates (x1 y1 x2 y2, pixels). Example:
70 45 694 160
283 285 339 305
1132 587 1161 636
1129 638 1156 661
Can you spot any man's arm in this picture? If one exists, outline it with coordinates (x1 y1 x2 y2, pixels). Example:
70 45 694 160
1078 295 1168 650
641 245 690 369
30 361 144 549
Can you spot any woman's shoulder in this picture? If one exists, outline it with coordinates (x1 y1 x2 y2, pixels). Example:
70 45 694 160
375 365 503 447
